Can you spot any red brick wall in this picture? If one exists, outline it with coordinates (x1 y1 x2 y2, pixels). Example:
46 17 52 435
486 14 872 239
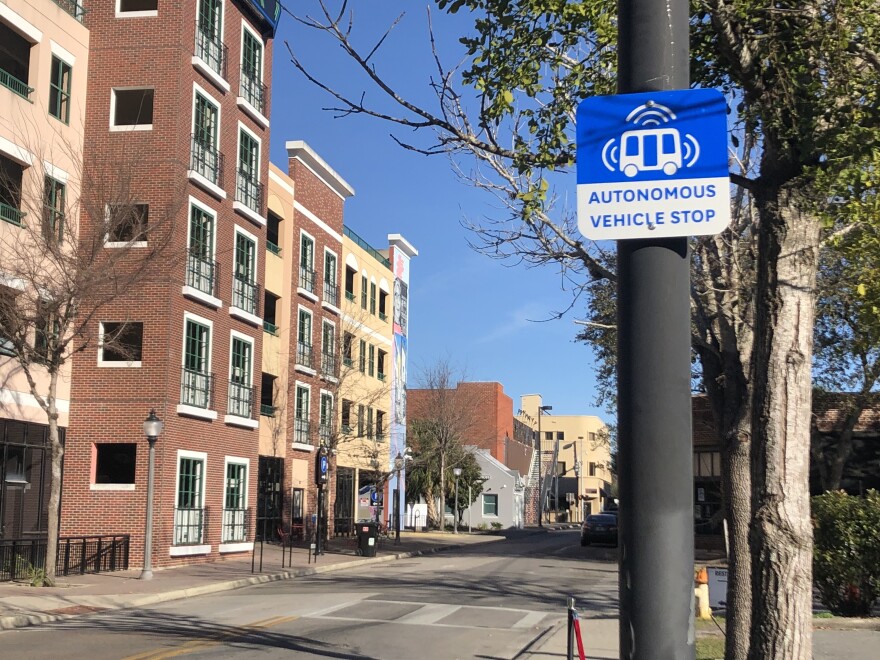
62 3 275 568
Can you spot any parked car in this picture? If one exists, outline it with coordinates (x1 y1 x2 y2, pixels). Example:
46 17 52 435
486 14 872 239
580 513 618 546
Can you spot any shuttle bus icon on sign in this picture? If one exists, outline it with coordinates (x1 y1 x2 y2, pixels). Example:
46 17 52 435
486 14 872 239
577 89 730 240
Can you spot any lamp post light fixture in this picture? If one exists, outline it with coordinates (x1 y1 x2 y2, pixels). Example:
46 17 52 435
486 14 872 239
394 452 404 544
537 404 552 527
452 467 462 534
140 409 163 580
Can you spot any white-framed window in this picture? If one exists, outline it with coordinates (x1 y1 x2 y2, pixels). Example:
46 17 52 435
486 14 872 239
299 230 315 295
174 449 207 545
483 493 499 517
181 312 213 410
184 197 219 305
194 0 226 77
98 321 144 367
110 87 154 131
323 248 338 307
319 390 333 445
234 122 262 220
293 382 311 445
231 225 259 318
116 0 158 18
239 20 265 115
228 330 254 419
295 306 313 371
321 320 336 379
222 456 249 542
190 83 223 192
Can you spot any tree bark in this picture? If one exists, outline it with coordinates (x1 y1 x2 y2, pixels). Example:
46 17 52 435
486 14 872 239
749 185 820 659
439 453 446 530
44 375 62 586
701 351 752 660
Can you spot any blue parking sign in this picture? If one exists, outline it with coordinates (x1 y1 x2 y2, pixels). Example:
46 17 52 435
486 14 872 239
576 89 731 240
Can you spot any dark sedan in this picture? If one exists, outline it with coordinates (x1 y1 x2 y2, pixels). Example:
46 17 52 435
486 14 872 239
580 513 618 546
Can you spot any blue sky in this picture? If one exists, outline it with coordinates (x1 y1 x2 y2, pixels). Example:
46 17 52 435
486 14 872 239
268 4 606 420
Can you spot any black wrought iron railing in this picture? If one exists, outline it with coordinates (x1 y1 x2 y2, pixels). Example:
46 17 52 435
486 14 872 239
195 28 228 80
186 250 217 296
236 170 264 216
240 72 267 115
1 535 129 582
319 423 333 445
181 367 213 409
324 280 339 307
293 418 310 445
173 507 207 546
190 134 223 187
299 266 315 294
296 341 313 370
232 276 259 316
228 381 255 419
52 0 86 22
221 507 250 543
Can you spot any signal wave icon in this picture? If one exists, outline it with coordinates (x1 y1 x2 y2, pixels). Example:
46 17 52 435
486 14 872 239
601 101 701 177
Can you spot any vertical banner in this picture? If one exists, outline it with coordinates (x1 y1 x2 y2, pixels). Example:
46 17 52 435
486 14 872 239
388 236 417 529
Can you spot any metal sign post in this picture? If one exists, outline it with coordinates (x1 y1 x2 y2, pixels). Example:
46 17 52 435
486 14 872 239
574 0 713 656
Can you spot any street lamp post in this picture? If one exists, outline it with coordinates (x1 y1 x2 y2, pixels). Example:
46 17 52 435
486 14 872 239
140 409 163 580
452 467 462 534
394 452 404 544
537 404 552 527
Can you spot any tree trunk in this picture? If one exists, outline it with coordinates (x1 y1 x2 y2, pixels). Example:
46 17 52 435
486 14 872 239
701 352 752 660
44 379 62 586
439 453 446 530
749 186 820 659
424 485 439 528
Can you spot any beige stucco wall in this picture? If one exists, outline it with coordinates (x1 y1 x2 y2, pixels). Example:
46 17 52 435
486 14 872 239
0 0 89 429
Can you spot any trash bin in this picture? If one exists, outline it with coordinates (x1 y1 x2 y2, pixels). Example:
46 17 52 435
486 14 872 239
356 521 379 557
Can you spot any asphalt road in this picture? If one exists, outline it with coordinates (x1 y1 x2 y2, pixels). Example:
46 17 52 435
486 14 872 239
0 529 618 660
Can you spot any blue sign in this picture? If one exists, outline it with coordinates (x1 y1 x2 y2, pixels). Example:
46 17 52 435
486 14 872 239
370 489 380 505
576 89 731 240
319 455 329 475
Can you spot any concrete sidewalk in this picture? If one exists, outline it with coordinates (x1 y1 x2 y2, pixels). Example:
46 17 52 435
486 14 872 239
0 530 505 631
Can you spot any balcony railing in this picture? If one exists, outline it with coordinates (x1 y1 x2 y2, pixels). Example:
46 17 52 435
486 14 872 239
195 28 228 80
343 356 353 368
173 507 207 546
228 380 255 419
263 320 278 335
266 241 281 255
181 367 213 409
260 404 275 417
240 71 267 115
321 352 337 379
296 341 313 370
0 68 33 101
377 371 386 382
343 225 390 267
190 134 223 187
319 423 333 445
298 266 315 294
232 276 259 316
375 431 386 442
186 251 217 296
221 507 250 543
236 170 264 216
293 417 310 445
0 202 25 227
379 311 387 322
324 280 339 307
51 0 86 22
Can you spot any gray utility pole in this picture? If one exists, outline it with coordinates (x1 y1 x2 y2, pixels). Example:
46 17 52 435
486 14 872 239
616 0 695 658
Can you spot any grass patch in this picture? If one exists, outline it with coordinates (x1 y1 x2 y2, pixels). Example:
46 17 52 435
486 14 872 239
696 636 725 659
813 612 835 619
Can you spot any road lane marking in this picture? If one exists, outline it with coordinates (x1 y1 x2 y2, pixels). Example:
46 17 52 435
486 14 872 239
394 603 461 625
120 614 300 660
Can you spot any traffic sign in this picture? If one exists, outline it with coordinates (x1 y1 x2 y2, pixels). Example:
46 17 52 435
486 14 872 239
315 447 329 485
576 89 731 240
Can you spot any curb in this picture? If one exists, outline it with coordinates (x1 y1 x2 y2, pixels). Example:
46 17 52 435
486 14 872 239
0 539 494 632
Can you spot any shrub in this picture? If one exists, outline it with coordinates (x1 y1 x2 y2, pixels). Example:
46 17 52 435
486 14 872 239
491 522 503 530
812 489 880 616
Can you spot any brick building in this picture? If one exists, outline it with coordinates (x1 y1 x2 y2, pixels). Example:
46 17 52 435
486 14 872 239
60 0 280 568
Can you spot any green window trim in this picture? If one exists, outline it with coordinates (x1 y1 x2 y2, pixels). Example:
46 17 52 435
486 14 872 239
43 176 65 243
295 385 310 420
360 275 368 309
184 320 209 373
177 457 204 509
231 337 252 386
224 462 247 510
49 56 71 124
